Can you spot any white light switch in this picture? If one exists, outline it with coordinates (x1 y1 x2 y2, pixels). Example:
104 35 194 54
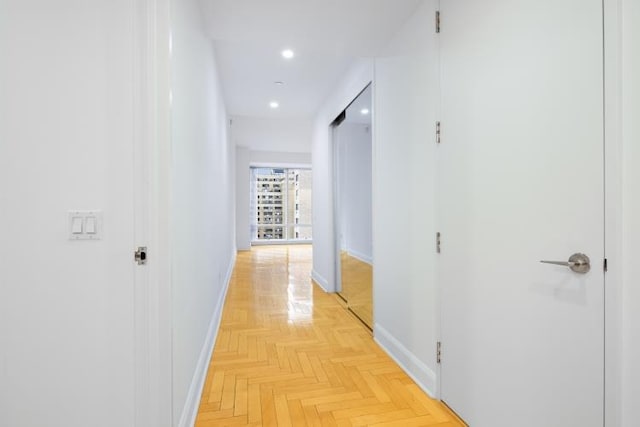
71 217 84 234
69 211 103 240
85 217 97 234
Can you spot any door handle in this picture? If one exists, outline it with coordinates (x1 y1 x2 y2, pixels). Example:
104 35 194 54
540 253 591 274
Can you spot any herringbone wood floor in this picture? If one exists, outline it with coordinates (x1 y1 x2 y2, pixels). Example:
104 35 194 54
196 245 464 426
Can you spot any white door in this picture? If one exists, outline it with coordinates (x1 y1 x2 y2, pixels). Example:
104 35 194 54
439 1 604 426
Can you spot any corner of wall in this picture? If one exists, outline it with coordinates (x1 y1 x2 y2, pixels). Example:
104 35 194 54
311 269 333 293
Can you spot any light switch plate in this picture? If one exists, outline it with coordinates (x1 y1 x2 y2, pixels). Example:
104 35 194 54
68 211 103 240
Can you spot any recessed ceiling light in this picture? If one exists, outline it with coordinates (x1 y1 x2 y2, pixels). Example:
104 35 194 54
281 49 295 59
361 108 370 115
270 101 280 109
274 81 284 86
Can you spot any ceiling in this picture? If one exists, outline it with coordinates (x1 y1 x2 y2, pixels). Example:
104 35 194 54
202 0 424 119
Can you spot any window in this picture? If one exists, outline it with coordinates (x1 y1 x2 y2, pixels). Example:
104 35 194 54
250 167 312 242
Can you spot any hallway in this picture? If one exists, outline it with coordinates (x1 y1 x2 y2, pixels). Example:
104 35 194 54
195 246 463 426
3 1 640 426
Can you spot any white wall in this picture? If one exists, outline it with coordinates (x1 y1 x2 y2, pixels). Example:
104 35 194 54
170 0 236 425
312 0 439 394
336 123 373 263
312 5 439 400
621 0 640 424
372 0 440 396
235 149 311 250
0 2 136 426
311 59 374 291
232 116 313 153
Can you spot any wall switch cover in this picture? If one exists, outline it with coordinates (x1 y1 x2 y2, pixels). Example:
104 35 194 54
68 211 103 240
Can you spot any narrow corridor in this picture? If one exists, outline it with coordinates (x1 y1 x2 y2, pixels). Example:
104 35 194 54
195 246 463 426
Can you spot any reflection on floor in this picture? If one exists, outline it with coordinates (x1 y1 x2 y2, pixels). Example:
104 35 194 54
196 245 464 426
340 251 373 329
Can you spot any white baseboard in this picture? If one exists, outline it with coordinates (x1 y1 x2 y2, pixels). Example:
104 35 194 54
311 269 332 292
346 249 373 265
178 251 236 427
374 323 438 398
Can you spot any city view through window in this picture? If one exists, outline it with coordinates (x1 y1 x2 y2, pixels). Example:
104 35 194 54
250 167 312 242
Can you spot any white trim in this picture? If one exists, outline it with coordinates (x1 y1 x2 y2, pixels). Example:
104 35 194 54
433 0 443 402
332 123 342 296
177 253 236 427
604 0 623 425
374 324 438 398
153 0 174 423
311 269 332 293
133 0 152 425
134 1 173 426
346 249 373 266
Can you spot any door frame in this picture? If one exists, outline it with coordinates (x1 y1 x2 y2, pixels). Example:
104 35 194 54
133 0 173 426
603 0 623 425
331 121 345 296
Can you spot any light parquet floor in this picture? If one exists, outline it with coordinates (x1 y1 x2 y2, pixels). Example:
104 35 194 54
196 245 464 427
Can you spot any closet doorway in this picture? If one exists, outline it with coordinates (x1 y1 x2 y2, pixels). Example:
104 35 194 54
333 84 373 329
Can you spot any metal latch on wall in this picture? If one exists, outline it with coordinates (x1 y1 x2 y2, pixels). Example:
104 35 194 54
135 247 147 265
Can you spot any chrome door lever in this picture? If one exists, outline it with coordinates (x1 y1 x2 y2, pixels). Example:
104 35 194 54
540 253 590 274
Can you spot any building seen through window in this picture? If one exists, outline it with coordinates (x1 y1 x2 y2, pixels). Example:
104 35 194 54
250 167 312 242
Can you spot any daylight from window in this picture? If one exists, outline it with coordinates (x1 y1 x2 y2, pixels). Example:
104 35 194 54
250 167 312 242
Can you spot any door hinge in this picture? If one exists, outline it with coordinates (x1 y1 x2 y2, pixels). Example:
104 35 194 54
604 258 608 272
135 246 147 265
436 11 441 33
437 341 442 364
436 121 441 144
436 232 441 253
